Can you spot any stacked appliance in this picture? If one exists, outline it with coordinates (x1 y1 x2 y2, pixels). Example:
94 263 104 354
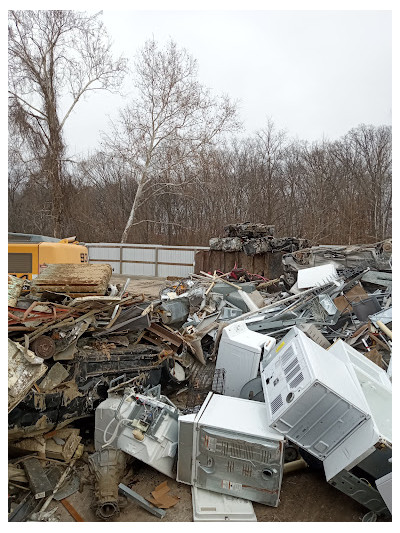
323 340 392 478
260 327 392 517
323 340 392 518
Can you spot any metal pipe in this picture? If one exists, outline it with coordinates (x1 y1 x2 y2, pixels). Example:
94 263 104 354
283 458 309 474
377 320 392 340
230 282 334 323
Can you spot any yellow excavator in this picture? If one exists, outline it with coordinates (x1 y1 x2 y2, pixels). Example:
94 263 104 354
8 233 88 280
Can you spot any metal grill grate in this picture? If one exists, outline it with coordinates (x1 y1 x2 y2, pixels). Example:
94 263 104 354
8 253 32 273
212 368 226 394
286 363 301 382
284 358 299 376
281 346 295 367
290 372 304 389
271 393 283 414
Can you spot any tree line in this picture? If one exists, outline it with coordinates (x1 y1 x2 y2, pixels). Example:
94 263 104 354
8 11 391 246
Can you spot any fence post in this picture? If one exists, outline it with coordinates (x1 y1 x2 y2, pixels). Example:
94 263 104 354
154 247 159 277
119 245 123 275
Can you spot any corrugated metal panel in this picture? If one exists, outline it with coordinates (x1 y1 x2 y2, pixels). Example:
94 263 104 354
86 243 209 278
158 248 194 265
123 247 155 262
86 243 208 251
158 264 194 278
99 261 120 273
8 253 33 273
88 247 120 261
122 262 155 276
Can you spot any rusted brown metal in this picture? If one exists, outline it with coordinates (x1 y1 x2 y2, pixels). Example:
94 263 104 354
194 249 285 279
8 305 75 330
27 298 132 343
31 336 56 359
60 498 85 521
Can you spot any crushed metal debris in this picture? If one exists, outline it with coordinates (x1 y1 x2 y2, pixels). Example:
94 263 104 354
8 233 392 522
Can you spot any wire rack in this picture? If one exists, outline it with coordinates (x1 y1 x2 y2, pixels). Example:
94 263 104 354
185 362 225 412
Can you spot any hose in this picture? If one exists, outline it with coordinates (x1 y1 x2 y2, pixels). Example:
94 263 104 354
102 418 131 448
102 390 138 448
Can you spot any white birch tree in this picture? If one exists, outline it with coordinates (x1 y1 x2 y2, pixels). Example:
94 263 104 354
103 38 241 243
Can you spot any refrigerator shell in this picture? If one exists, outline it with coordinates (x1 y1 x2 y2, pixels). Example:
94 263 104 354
328 339 392 389
215 321 275 397
177 413 196 485
260 327 370 460
387 355 392 380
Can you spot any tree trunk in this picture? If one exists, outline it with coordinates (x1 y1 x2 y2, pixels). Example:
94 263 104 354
46 96 65 238
120 177 145 243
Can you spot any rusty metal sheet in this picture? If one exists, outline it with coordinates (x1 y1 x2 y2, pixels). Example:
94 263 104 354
8 305 74 329
333 283 369 314
194 249 285 280
30 263 112 296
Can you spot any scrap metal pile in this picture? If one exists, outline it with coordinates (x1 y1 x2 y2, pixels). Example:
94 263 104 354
8 239 392 522
209 222 311 254
8 264 200 440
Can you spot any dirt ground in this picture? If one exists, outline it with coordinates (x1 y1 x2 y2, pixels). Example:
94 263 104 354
49 458 368 523
111 274 168 299
43 275 384 523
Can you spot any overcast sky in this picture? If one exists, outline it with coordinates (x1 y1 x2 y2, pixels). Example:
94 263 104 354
62 8 392 156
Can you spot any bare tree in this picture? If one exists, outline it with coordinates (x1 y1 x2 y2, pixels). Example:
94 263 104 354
346 124 392 240
102 38 241 243
8 10 127 237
